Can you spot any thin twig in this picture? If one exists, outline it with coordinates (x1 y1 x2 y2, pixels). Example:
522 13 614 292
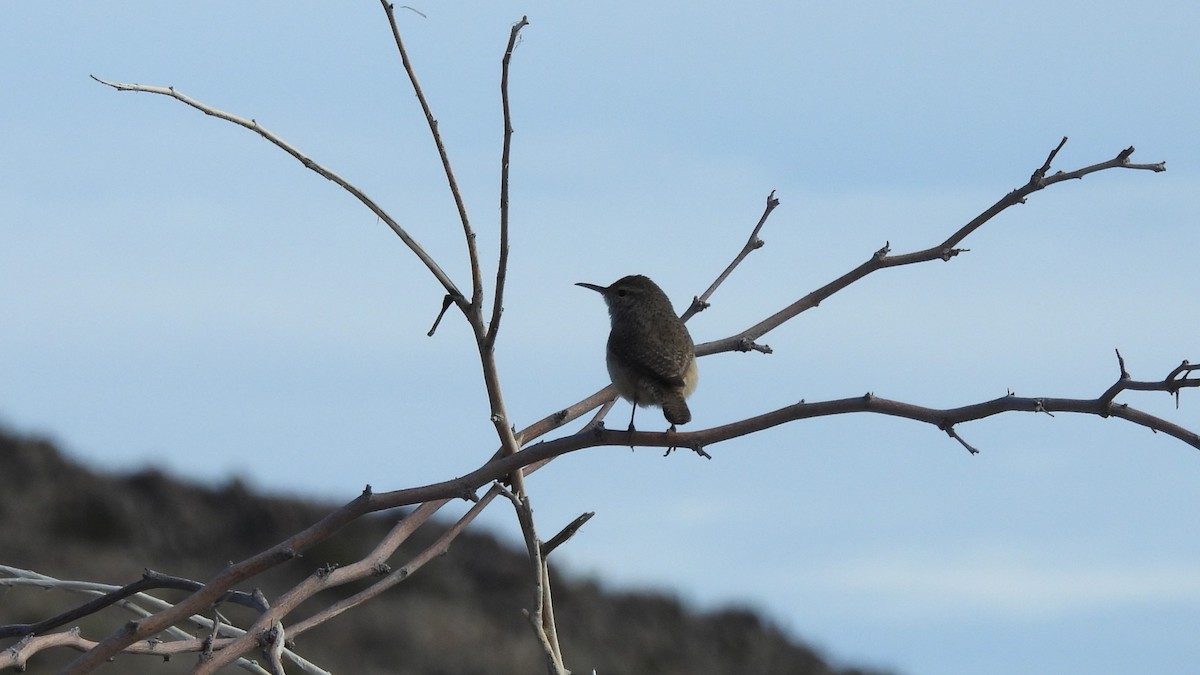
487 16 530 350
0 569 263 639
381 0 483 312
89 75 465 308
288 487 501 637
682 190 781 322
542 512 595 557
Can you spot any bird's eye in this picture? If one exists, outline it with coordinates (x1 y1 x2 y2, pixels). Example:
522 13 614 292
616 289 627 297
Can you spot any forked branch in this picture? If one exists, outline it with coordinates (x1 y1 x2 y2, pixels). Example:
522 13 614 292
699 138 1166 355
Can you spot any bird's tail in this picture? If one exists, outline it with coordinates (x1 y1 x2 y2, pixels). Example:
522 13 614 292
661 393 691 426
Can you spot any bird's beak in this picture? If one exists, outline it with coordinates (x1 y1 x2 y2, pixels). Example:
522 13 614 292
575 282 606 294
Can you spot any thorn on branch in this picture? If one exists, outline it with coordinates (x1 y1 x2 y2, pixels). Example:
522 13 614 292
1115 348 1130 380
427 293 456 336
944 425 981 455
1033 399 1056 417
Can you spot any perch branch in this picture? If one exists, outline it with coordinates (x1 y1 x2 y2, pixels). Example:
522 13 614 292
53 356 1196 670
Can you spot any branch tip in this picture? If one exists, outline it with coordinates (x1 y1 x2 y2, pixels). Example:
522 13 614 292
542 511 594 556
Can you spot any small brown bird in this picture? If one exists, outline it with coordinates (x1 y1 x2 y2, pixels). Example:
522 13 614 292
576 275 698 431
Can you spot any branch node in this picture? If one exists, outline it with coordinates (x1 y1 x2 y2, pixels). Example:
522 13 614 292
735 337 773 354
1033 399 1056 417
873 241 891 260
687 296 712 317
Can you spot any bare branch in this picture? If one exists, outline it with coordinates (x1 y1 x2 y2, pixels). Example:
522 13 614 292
487 16 531 350
289 486 501 638
697 141 1166 356
681 190 781 322
0 568 264 639
89 75 465 308
0 568 327 674
380 0 483 313
542 511 595 557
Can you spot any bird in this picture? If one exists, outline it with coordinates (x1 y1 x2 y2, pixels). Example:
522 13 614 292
576 275 698 431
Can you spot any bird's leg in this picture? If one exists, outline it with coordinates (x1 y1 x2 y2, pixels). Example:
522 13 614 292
626 403 637 433
664 423 679 455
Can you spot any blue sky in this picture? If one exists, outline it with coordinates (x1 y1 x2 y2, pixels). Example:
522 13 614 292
3 2 1199 674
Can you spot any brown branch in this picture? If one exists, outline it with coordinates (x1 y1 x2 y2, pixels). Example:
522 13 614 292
89 75 465 310
380 0 483 312
501 488 567 675
0 629 270 674
58 356 1198 671
698 139 1166 356
289 486 502 638
0 569 264 639
486 16 530 350
189 498 448 673
542 512 595 557
681 190 781 322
